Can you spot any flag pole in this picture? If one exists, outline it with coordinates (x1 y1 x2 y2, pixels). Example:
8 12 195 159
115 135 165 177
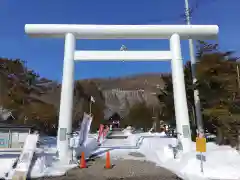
89 96 95 115
89 101 92 115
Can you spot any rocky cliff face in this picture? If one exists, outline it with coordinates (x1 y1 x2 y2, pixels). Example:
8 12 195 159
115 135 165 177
38 73 166 119
103 89 160 118
92 73 165 118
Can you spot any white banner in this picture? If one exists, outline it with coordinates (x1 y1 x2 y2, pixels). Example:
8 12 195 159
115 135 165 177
82 113 93 146
78 113 93 147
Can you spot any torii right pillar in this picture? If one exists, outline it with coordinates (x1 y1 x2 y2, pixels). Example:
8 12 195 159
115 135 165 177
170 33 192 153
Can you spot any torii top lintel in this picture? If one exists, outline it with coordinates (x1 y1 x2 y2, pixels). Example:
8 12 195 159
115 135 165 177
25 24 219 40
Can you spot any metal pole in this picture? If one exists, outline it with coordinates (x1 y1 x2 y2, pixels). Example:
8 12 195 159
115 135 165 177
236 64 240 151
89 101 92 115
191 105 196 126
184 0 204 136
152 106 156 131
200 152 204 173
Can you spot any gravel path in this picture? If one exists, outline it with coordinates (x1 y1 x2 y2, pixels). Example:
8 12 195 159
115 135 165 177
34 159 181 180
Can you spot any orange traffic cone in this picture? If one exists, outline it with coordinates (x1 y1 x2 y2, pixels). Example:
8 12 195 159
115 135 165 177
104 151 112 169
79 152 87 168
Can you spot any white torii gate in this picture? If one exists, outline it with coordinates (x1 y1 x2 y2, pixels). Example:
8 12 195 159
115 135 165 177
25 24 219 163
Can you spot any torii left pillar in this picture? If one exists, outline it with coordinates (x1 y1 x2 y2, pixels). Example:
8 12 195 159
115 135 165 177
57 33 75 163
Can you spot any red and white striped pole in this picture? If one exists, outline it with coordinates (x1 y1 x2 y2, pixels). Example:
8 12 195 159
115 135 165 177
103 126 109 138
97 124 104 143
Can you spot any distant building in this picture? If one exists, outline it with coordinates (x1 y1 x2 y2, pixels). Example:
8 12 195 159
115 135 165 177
0 124 36 149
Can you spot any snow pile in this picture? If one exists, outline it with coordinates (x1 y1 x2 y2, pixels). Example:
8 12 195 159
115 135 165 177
98 132 240 180
30 134 99 178
150 131 167 137
138 137 240 180
173 143 240 180
29 154 76 178
122 126 133 136
73 136 99 158
0 158 17 179
0 133 100 179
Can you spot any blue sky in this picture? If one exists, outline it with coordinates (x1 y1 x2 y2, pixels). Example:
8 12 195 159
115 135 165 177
0 0 239 81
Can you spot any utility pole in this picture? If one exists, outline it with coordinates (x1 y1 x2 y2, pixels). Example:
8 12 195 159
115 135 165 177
184 0 204 136
152 106 157 131
236 63 240 151
150 92 158 131
236 64 240 89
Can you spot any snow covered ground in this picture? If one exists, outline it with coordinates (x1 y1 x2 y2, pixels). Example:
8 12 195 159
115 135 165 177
99 132 240 180
1 130 240 180
0 134 99 179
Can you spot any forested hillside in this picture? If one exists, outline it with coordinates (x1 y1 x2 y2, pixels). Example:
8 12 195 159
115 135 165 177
0 59 105 135
158 41 240 148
